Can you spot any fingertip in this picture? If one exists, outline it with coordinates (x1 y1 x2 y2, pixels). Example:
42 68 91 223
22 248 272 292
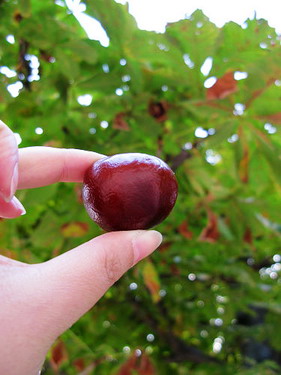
0 196 26 218
132 230 163 265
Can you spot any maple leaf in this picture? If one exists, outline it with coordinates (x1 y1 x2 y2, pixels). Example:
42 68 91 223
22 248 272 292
74 183 83 204
243 227 253 245
117 352 156 375
199 209 220 242
178 220 193 239
239 144 249 183
113 112 130 131
207 72 237 100
259 112 281 125
50 339 68 371
148 100 169 122
142 260 161 303
61 222 89 238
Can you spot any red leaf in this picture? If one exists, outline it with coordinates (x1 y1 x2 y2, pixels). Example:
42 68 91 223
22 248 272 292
237 126 250 184
207 72 237 100
50 339 68 370
199 210 220 243
142 260 161 303
113 112 130 131
259 112 281 125
243 227 253 245
159 241 172 253
178 221 193 239
73 358 85 371
239 144 249 183
0 249 18 260
75 183 83 204
118 355 136 375
117 352 156 375
43 139 62 148
61 221 89 238
170 264 180 276
13 10 23 22
148 100 169 122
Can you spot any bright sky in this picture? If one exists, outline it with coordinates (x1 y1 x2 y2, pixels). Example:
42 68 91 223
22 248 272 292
68 0 281 46
116 0 281 33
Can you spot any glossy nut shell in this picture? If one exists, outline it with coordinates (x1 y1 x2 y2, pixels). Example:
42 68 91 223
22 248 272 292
82 153 178 231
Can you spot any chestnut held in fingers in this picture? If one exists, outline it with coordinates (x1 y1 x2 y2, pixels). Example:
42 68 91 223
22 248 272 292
82 153 178 231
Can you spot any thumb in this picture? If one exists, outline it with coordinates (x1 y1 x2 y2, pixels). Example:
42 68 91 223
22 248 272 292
36 230 162 338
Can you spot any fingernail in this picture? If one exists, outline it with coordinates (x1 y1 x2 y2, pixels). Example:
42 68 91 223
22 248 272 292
7 163 19 202
0 163 19 202
132 230 163 265
11 196 26 216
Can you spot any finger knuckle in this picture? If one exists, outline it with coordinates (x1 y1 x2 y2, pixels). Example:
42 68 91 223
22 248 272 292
102 249 124 285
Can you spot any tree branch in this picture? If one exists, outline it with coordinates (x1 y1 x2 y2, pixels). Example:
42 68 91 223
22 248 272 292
169 141 201 171
18 39 32 90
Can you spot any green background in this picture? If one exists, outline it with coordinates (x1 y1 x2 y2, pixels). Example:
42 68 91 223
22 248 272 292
1 1 281 374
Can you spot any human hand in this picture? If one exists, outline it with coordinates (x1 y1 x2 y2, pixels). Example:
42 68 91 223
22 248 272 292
0 120 162 375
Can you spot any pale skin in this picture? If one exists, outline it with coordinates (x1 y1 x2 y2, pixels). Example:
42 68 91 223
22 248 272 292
0 120 162 375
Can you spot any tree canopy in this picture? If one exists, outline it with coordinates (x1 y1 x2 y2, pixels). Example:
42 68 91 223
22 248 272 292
1 1 281 374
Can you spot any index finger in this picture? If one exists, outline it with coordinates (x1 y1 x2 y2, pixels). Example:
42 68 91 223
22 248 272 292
18 147 105 189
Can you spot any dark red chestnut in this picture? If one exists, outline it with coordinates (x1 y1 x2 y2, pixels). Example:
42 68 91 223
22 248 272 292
82 153 178 231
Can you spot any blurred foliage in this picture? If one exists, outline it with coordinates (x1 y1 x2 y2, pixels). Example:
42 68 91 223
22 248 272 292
1 0 281 374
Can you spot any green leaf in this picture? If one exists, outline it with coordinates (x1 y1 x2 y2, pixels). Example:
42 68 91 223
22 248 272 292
86 0 137 49
254 127 281 186
206 119 238 148
18 0 31 17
